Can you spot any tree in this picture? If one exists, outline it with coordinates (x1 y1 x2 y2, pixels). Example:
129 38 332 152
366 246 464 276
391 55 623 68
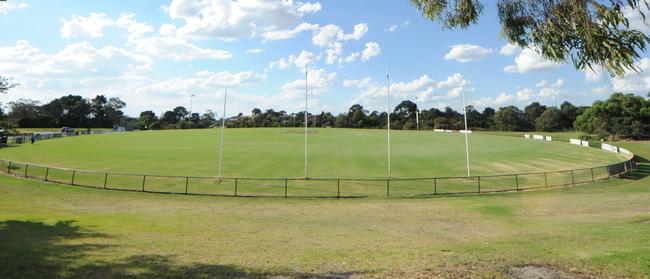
524 102 546 130
535 107 563 132
347 104 368 128
42 95 91 128
482 107 496 129
7 99 46 128
137 111 157 130
559 101 580 130
410 0 650 76
0 76 18 94
494 106 526 131
574 93 650 139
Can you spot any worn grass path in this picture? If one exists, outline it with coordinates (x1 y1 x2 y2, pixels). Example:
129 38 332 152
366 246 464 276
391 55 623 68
0 135 647 278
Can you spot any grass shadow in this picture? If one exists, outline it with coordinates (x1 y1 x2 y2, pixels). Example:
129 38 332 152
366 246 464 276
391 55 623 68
0 220 370 278
72 254 368 278
0 220 108 279
620 155 650 181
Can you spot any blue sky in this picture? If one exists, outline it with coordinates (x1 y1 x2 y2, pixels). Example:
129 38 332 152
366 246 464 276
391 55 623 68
0 0 648 117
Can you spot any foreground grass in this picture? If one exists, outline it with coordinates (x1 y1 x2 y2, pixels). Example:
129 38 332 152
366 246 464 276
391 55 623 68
0 141 648 277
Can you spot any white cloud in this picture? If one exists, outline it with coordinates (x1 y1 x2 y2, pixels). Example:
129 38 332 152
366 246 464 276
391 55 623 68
245 48 264 54
504 48 563 73
473 92 513 108
340 52 360 63
537 79 565 99
385 25 397 32
347 75 445 110
0 1 27 14
0 40 152 77
499 43 521 56
297 2 321 13
131 36 231 61
516 88 534 102
437 73 469 88
261 22 319 41
115 13 155 41
361 42 381 61
444 44 493 62
312 23 368 47
584 66 604 82
271 68 336 111
624 4 650 34
60 13 114 39
268 50 319 70
166 0 322 40
611 58 650 92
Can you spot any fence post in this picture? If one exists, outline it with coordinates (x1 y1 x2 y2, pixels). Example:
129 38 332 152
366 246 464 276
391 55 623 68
590 168 595 182
141 175 146 192
477 176 481 194
386 179 390 197
45 167 49 181
544 172 548 188
104 173 108 189
234 178 238 197
185 177 189 194
284 179 288 198
7 161 11 174
71 170 76 185
571 170 575 186
24 164 29 178
337 179 340 199
515 174 519 191
433 178 437 195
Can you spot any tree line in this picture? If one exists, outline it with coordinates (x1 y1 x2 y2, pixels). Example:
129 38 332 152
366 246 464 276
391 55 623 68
1 92 648 139
3 95 126 129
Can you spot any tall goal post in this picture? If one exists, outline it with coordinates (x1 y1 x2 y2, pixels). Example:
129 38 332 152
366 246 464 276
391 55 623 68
386 66 391 178
462 90 471 178
218 89 227 180
304 68 308 179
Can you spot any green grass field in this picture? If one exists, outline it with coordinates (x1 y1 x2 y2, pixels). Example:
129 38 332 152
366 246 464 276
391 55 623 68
0 128 627 197
0 136 648 278
0 128 624 178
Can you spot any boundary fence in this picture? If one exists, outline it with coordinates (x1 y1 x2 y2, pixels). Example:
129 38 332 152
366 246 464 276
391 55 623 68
0 157 636 198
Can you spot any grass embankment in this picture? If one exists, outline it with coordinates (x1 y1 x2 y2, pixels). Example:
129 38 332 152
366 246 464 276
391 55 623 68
0 137 647 277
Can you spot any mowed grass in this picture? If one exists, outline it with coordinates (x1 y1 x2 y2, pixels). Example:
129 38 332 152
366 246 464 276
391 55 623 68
0 128 624 179
0 140 648 278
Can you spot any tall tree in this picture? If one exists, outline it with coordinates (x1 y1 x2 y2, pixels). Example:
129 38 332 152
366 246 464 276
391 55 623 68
524 102 547 130
410 0 650 76
574 93 650 139
494 106 527 131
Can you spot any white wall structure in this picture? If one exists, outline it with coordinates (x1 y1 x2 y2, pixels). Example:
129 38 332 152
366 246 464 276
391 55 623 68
545 136 552 141
601 143 619 153
581 141 589 147
533 135 545 140
570 138 581 145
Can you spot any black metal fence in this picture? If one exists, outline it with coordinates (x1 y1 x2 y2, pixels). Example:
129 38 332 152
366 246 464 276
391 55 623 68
0 157 637 198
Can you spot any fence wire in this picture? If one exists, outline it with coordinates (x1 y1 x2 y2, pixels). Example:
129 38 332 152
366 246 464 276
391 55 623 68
0 158 637 198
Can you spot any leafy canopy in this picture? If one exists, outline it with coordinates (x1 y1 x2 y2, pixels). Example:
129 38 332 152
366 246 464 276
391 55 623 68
410 0 650 76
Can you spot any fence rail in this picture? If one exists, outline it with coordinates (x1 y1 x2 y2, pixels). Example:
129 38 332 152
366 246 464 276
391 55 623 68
0 157 637 198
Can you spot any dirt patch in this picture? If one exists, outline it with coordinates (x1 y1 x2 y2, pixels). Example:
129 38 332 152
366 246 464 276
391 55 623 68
508 265 576 279
639 218 650 225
